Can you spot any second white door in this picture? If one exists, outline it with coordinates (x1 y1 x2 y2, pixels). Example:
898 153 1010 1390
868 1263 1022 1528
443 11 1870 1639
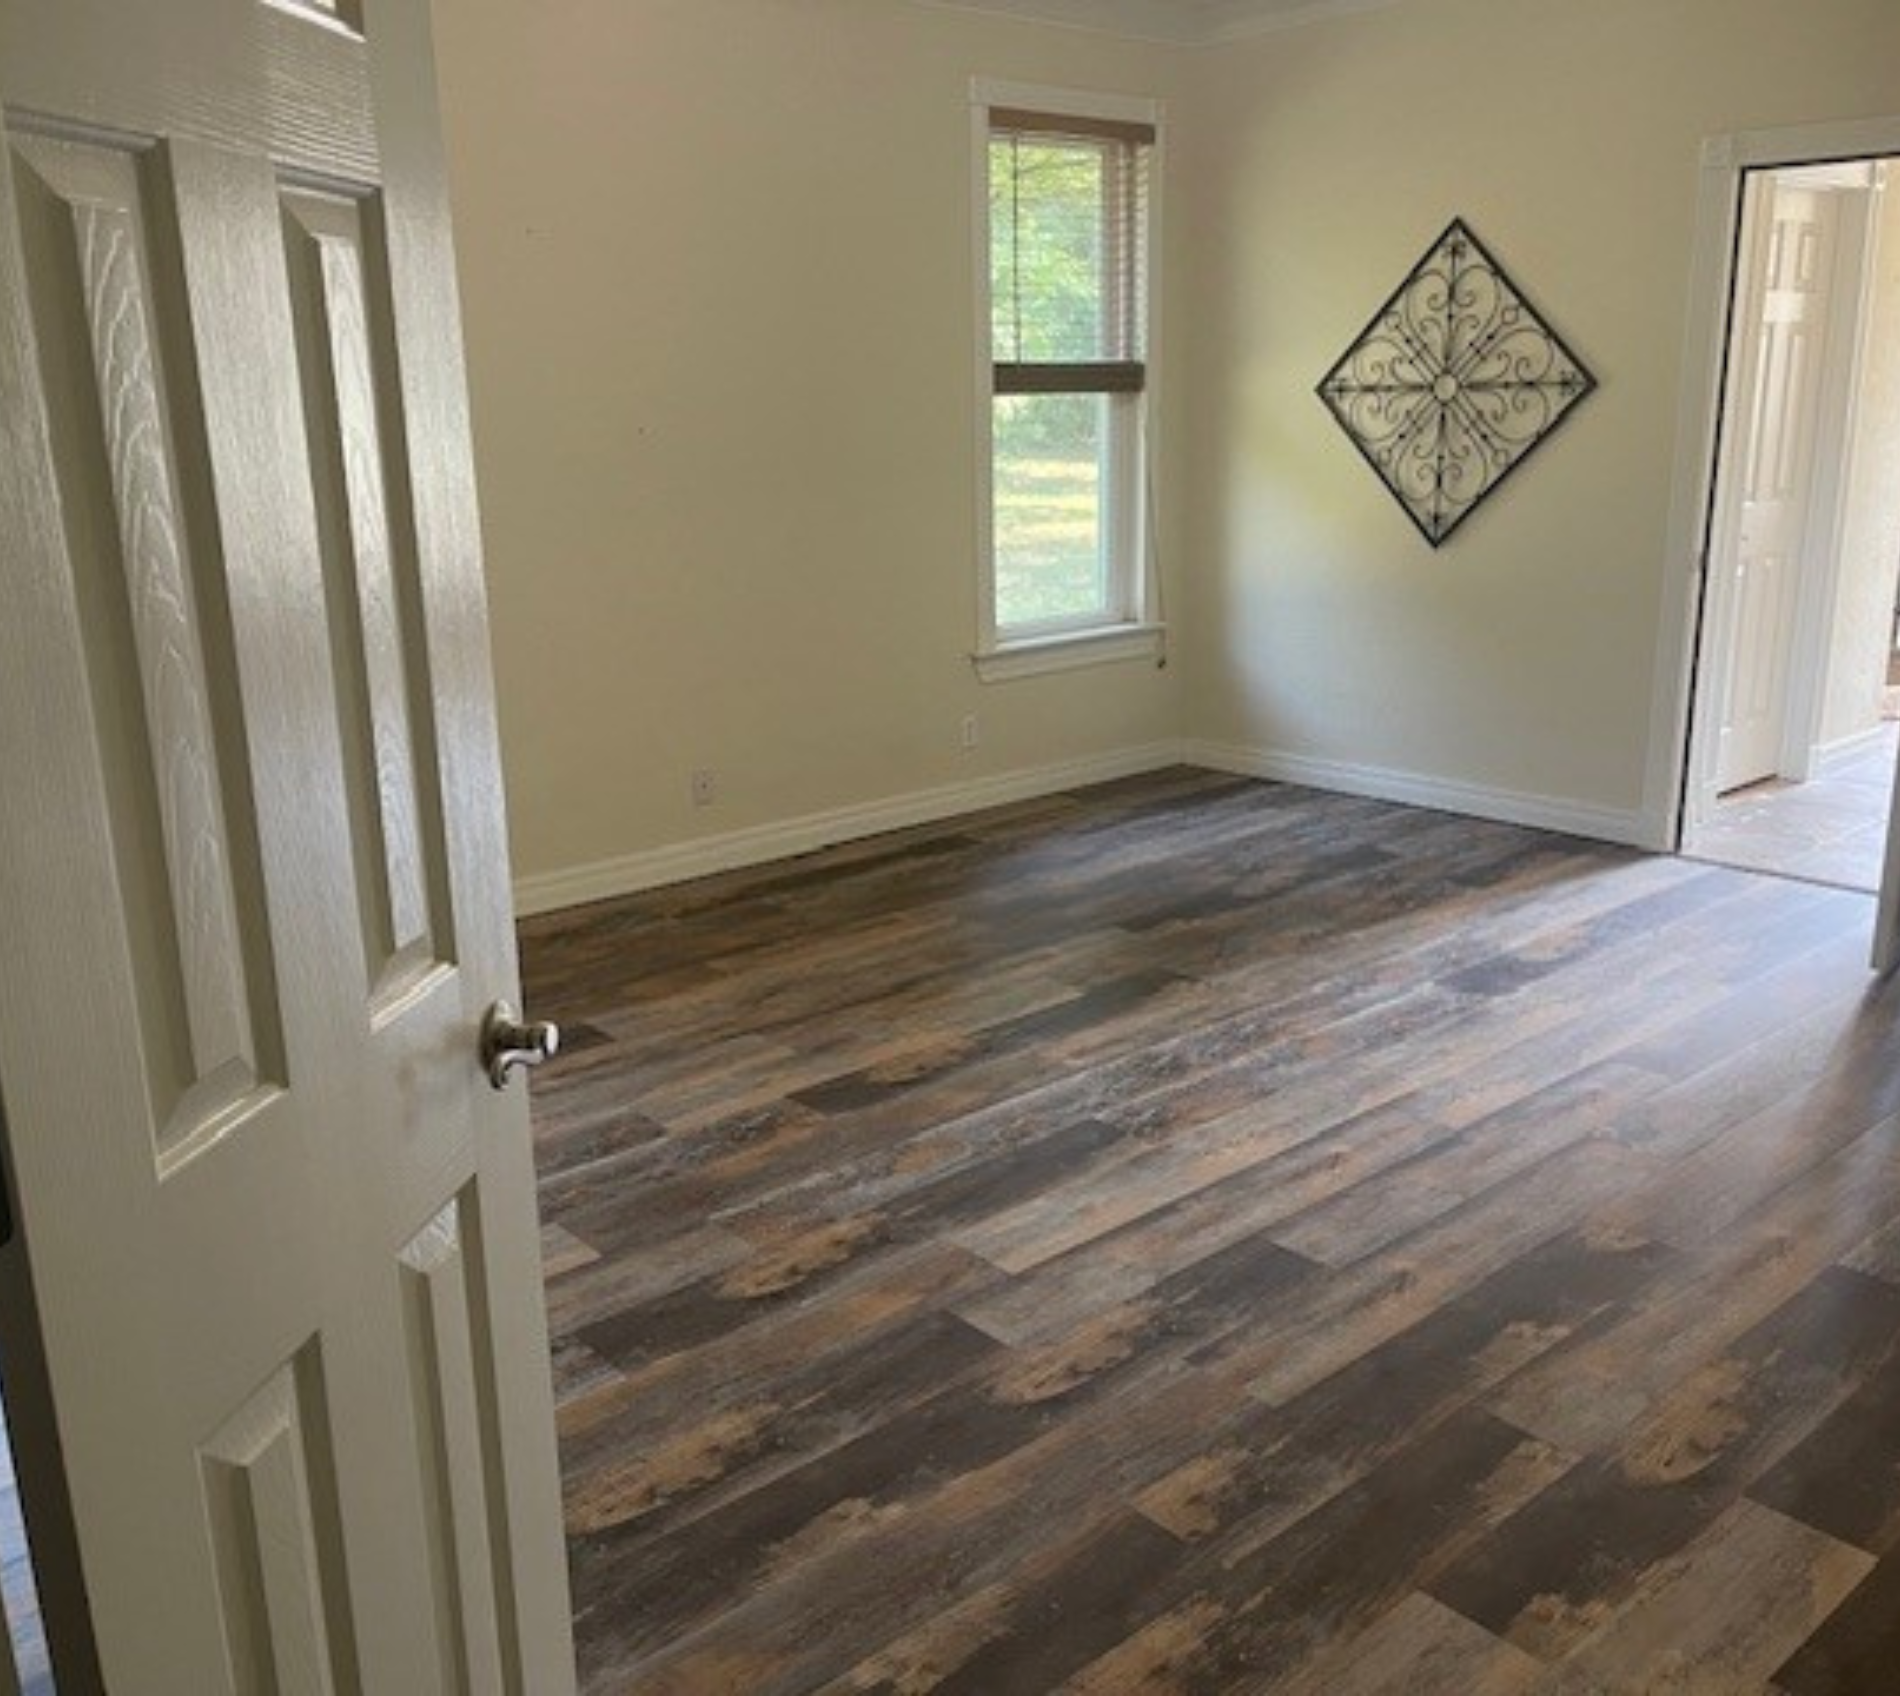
1715 180 1847 794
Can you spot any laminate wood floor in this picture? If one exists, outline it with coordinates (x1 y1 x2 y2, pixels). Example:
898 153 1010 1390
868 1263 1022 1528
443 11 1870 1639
1684 722 1898 894
520 769 1900 1695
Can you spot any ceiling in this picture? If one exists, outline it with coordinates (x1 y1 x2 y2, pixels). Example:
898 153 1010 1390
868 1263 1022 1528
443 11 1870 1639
911 0 1405 45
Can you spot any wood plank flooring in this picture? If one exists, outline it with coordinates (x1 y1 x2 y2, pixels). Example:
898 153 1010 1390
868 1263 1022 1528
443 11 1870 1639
519 769 1900 1694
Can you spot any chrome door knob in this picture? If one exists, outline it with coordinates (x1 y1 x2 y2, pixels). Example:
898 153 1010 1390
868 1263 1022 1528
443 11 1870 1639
481 1000 560 1090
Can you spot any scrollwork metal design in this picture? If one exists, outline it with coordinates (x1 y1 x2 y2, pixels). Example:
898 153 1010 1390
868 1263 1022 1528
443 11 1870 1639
1317 220 1596 547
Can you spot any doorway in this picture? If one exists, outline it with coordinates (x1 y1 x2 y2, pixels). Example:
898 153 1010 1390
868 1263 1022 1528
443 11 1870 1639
1682 156 1900 894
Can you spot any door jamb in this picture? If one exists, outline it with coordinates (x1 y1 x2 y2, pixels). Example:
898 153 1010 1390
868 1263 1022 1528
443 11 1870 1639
1641 114 1900 852
1680 173 1771 831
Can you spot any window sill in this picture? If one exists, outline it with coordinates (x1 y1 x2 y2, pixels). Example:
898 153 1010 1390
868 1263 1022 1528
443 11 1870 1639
972 623 1165 683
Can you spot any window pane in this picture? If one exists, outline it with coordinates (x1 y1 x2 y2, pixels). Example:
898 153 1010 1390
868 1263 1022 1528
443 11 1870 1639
990 136 1110 365
993 393 1110 629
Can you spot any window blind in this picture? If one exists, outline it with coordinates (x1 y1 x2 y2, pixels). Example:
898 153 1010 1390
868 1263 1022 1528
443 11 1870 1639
989 110 1152 397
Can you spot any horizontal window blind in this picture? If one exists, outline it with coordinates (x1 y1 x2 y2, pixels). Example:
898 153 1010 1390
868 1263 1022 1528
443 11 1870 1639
989 111 1151 397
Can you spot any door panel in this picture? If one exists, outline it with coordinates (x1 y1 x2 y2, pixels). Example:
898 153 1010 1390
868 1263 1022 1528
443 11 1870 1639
399 1196 511 1696
11 131 289 1167
200 1350 359 1696
281 182 456 1012
0 1 573 1688
1715 185 1841 794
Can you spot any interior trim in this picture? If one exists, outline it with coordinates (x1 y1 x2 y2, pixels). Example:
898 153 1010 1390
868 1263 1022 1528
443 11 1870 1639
514 735 1650 918
913 0 1405 47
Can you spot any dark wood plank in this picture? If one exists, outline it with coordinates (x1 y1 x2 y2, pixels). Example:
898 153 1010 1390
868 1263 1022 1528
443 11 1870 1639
1135 1223 1669 1550
1273 1593 1543 1696
1749 1335 1900 1554
1544 1498 1871 1693
1067 1411 1571 1693
1774 1552 1900 1695
1427 1265 1900 1659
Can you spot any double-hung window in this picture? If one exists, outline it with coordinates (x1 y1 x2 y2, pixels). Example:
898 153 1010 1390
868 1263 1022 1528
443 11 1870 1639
975 85 1161 678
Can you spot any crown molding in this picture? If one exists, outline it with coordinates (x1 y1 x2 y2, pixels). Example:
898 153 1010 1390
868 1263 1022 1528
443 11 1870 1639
911 0 1199 44
909 0 1404 46
1200 0 1405 42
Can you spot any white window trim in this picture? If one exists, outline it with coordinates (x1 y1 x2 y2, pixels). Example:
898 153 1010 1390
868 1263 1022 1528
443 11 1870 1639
972 621 1167 683
970 77 1165 683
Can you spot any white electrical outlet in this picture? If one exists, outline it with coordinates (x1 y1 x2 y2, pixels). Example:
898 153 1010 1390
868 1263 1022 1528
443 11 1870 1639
961 714 980 751
691 768 716 807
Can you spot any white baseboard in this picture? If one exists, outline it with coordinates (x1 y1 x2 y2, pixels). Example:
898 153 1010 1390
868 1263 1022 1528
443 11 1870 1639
1818 722 1892 764
512 741 1188 916
1184 740 1651 848
515 736 1656 919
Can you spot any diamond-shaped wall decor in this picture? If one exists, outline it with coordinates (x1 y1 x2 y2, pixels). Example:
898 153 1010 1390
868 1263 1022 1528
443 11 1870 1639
1317 220 1596 547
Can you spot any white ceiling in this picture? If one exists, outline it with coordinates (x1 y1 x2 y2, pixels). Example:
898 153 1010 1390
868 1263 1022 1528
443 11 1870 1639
912 0 1405 46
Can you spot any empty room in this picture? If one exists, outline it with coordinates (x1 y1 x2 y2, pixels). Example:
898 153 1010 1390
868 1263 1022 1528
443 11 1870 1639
3 0 1900 1691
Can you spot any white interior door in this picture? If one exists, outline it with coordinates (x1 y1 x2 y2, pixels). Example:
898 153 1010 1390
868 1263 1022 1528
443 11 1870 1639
0 1 575 1689
1713 182 1844 795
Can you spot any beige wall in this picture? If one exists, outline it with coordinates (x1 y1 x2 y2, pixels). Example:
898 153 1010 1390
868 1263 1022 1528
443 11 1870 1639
1822 175 1900 751
1178 0 1900 831
433 0 1188 895
434 0 1900 902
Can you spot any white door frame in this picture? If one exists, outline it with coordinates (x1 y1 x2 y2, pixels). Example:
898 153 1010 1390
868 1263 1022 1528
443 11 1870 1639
1643 114 1900 850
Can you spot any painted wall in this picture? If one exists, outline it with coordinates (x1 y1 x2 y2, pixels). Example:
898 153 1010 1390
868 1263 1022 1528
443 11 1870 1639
432 0 1189 900
1821 175 1900 752
434 0 1900 904
1178 0 1900 840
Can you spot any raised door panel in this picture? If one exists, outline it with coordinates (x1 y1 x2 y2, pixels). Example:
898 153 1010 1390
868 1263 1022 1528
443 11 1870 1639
280 183 455 1018
399 1196 514 1696
8 130 287 1171
200 1350 360 1696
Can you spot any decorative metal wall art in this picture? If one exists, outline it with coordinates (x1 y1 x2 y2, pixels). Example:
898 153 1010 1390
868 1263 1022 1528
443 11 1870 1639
1317 219 1596 547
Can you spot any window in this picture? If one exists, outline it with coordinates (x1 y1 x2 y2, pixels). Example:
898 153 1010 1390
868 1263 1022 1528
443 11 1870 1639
974 84 1161 678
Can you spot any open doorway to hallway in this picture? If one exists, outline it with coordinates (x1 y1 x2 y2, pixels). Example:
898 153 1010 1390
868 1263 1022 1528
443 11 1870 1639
1683 156 1900 894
